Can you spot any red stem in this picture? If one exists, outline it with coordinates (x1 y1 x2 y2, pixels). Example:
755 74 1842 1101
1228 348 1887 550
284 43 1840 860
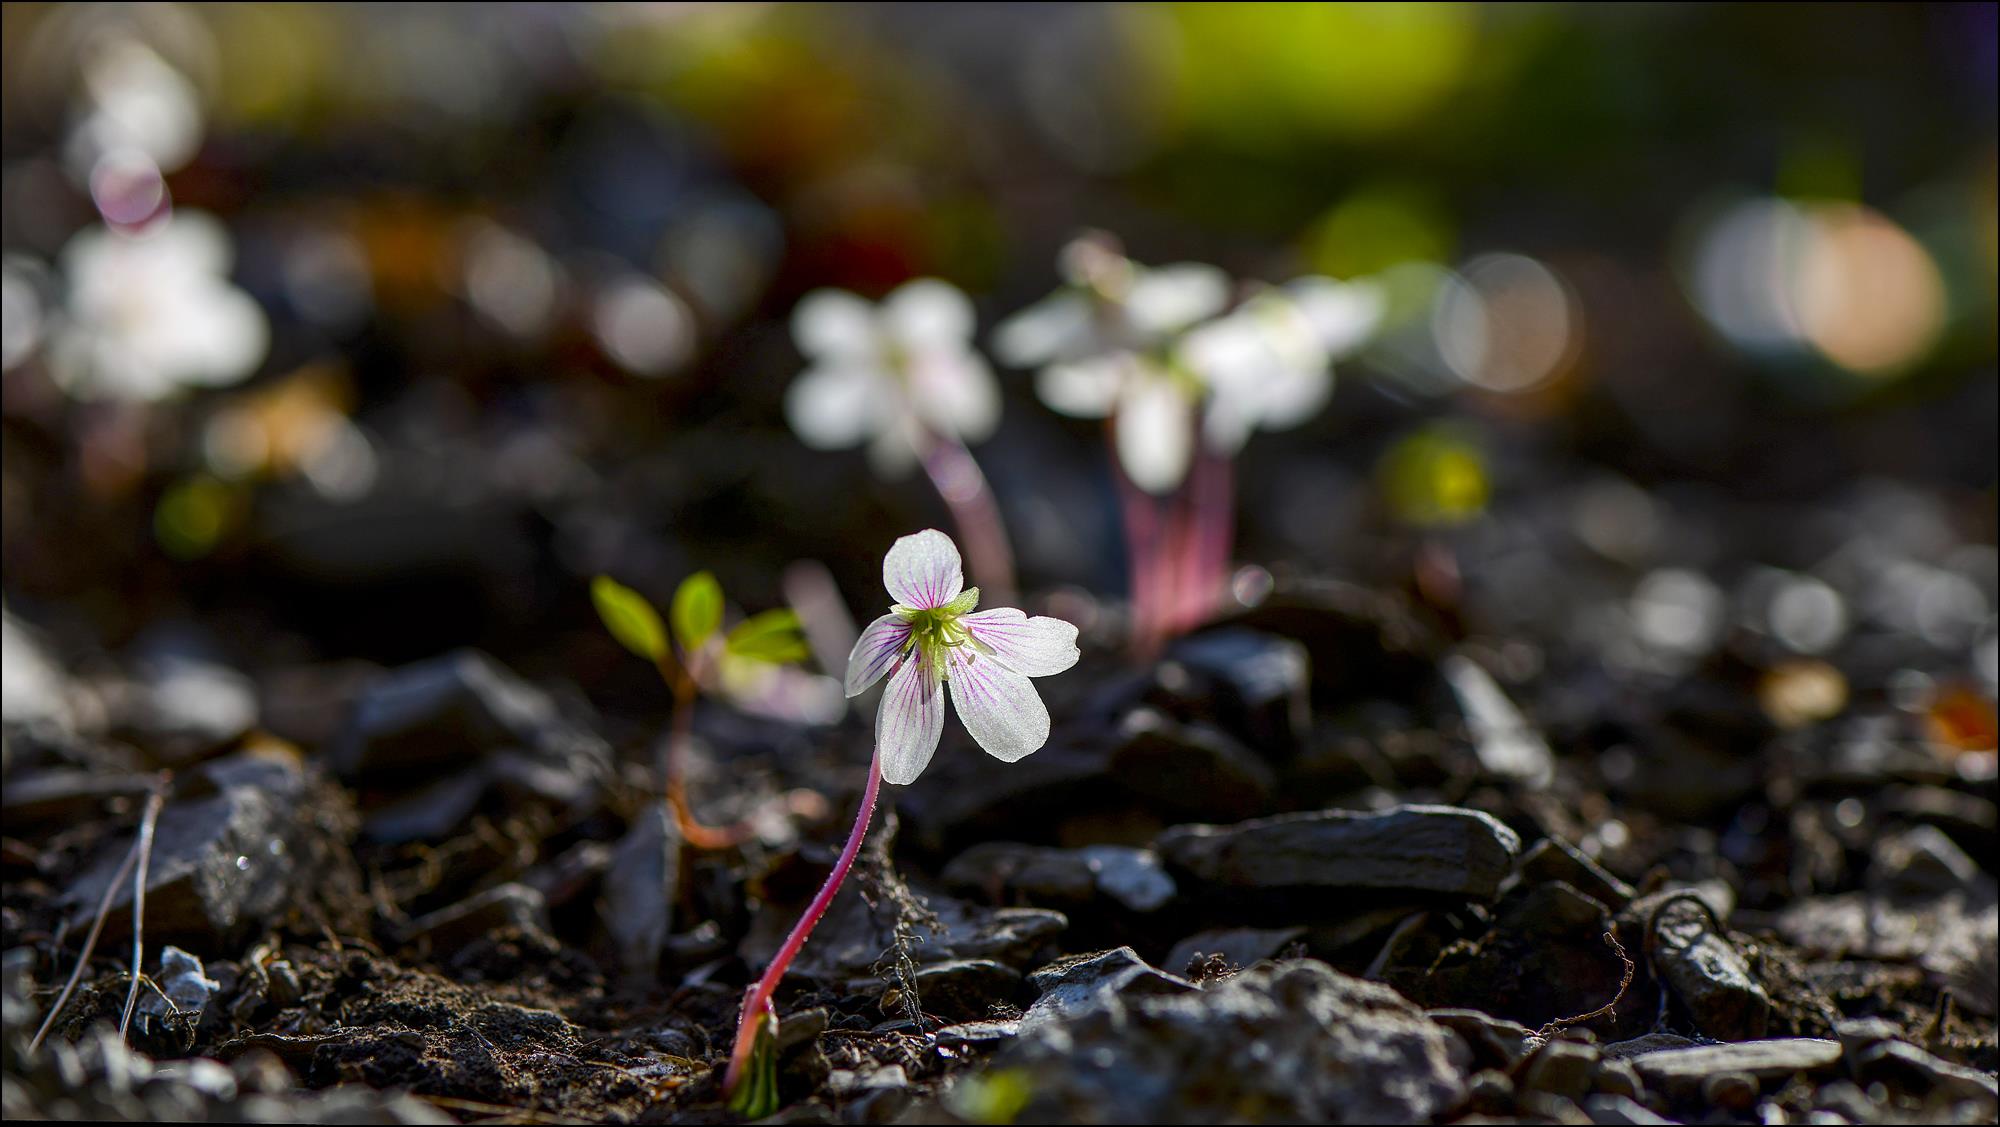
917 431 1016 605
722 745 884 1096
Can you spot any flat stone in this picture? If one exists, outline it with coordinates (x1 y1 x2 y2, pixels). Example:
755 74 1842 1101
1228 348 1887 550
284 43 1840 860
1021 946 1195 1032
1626 1038 1841 1091
1441 654 1554 788
1158 804 1521 901
1427 1009 1537 1069
1166 926 1306 978
942 841 1176 914
329 650 610 839
1517 836 1636 908
1 769 157 829
399 882 552 953
1583 1093 1675 1124
990 959 1469 1124
601 801 679 987
62 750 315 951
902 959 1024 1024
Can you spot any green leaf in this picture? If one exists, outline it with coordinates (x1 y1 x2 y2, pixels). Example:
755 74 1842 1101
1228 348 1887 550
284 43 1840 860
671 570 724 652
726 609 811 664
725 1008 781 1119
591 576 668 662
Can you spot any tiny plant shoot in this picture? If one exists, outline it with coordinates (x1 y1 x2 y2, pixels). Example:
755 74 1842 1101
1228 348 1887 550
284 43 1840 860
722 530 1079 1112
591 573 811 849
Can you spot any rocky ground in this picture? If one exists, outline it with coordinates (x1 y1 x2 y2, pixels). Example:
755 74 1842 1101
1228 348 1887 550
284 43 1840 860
4 572 1995 1124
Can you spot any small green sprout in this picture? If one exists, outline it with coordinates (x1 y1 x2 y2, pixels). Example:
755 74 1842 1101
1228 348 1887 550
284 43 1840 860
591 572 812 849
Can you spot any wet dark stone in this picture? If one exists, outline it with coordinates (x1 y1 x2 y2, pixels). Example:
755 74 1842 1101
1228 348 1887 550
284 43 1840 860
62 750 320 952
1020 946 1195 1032
398 883 553 954
1214 579 1447 711
1631 891 1771 1041
1151 629 1310 756
1516 836 1636 908
1165 926 1305 979
989 959 1469 1124
601 801 680 987
1517 1039 1599 1102
328 650 611 841
1868 825 1983 899
1625 1038 1840 1094
1425 881 1625 1029
1841 1026 2000 1113
1110 710 1275 821
1440 653 1553 788
941 841 1176 914
901 959 1024 1024
1157 804 1522 903
1427 1008 1536 1070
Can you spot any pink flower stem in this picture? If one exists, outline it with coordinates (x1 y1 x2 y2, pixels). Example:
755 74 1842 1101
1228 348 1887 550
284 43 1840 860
1113 453 1164 657
722 745 884 1098
917 431 1017 605
1185 446 1234 631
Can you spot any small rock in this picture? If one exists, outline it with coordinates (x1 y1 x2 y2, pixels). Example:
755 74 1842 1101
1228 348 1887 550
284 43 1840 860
399 882 552 954
1166 926 1306 978
1427 1008 1537 1070
1700 1069 1759 1111
1021 947 1195 1032
1155 629 1310 755
992 959 1468 1123
1516 836 1636 908
1845 1036 2000 1114
1461 1068 1515 1115
1158 804 1522 902
139 946 219 1021
62 751 315 951
1442 653 1554 788
898 959 1023 1024
329 650 610 840
1626 1038 1841 1094
1631 891 1771 1040
942 841 1176 914
1518 1040 1600 1102
1869 825 1983 899
601 801 679 987
1582 1093 1675 1125
1601 1033 1696 1060
1592 1058 1644 1101
0 769 156 830
1111 710 1275 821
111 653 258 764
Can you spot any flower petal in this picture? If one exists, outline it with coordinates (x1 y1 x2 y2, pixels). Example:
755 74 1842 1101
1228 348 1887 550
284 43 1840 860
910 350 1001 443
1035 354 1125 418
963 609 1080 677
846 614 911 697
1126 263 1230 337
882 279 975 349
785 363 892 450
993 292 1090 367
1115 373 1193 494
791 289 880 360
1289 276 1385 358
877 651 944 785
882 528 963 610
945 644 1050 763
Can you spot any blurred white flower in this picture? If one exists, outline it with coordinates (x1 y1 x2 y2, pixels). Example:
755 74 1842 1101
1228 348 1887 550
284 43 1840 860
1178 277 1384 454
785 279 1000 477
52 212 269 402
995 236 1230 494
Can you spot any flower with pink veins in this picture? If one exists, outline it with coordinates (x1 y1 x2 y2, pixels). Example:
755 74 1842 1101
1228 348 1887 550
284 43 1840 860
845 529 1080 784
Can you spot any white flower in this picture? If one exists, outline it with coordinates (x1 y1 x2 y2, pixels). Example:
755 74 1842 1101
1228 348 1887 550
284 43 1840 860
1177 277 1385 454
785 279 1000 477
845 530 1080 785
995 237 1230 494
51 212 269 402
